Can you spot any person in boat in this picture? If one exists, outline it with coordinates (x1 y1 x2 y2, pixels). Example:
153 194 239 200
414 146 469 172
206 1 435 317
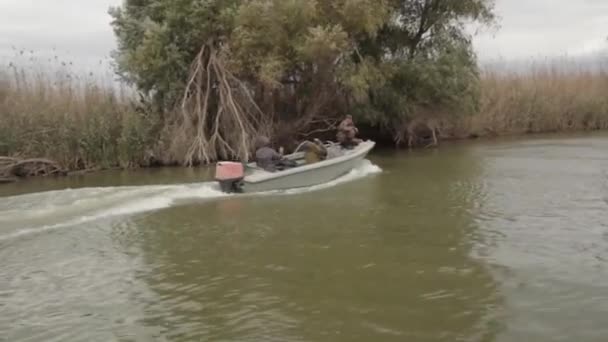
254 136 295 172
337 114 362 149
302 138 328 164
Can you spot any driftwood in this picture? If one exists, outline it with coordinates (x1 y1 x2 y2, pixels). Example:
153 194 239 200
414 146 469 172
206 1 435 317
0 157 66 179
0 156 19 166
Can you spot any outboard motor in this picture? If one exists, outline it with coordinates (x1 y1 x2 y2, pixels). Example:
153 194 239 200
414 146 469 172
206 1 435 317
215 162 244 193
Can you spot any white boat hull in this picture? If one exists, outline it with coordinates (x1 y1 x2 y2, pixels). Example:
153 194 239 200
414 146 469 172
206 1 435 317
239 140 375 193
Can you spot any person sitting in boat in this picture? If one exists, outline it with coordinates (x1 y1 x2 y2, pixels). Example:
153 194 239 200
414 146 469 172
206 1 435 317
254 136 295 172
302 138 328 164
337 114 362 149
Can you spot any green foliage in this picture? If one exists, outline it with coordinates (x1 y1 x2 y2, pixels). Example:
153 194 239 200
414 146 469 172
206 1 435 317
353 0 493 122
228 0 392 121
229 0 319 86
109 0 239 109
363 32 481 125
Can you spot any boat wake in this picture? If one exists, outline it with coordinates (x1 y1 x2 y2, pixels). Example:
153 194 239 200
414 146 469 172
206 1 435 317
0 160 381 241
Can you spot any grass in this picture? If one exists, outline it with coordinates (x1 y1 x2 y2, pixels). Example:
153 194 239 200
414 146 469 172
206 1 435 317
465 62 608 137
0 61 160 170
1 57 607 173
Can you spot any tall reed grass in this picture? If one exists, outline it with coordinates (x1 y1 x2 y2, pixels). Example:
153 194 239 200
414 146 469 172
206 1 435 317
1 57 607 172
467 62 608 137
0 61 159 170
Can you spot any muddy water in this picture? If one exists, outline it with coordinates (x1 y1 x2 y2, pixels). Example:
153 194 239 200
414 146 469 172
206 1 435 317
2 135 608 341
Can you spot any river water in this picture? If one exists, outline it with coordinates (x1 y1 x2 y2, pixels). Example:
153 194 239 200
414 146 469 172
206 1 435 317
2 134 608 341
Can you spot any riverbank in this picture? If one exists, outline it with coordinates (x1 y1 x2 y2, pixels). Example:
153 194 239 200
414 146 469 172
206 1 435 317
2 62 608 181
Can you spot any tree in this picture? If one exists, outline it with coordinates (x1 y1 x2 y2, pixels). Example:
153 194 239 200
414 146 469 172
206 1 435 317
228 0 391 145
227 0 495 145
349 0 495 143
109 0 496 163
109 0 238 110
110 0 261 164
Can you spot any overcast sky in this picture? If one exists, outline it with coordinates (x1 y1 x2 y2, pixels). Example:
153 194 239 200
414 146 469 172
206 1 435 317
473 0 608 60
0 0 607 67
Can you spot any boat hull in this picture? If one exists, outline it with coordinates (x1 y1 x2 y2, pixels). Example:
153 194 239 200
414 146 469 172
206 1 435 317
240 140 375 193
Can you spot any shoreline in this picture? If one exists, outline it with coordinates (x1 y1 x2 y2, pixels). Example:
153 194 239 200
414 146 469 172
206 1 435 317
3 128 607 185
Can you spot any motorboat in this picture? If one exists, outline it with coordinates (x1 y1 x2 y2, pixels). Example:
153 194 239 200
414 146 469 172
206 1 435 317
215 140 375 193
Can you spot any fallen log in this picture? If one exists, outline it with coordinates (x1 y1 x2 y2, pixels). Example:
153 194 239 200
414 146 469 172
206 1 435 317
0 156 19 166
0 157 67 179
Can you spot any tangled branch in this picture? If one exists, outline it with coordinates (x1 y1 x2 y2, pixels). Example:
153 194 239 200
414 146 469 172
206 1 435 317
0 157 66 180
173 44 272 165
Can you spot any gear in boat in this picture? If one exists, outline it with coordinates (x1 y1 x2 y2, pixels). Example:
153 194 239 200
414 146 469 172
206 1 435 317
214 138 375 193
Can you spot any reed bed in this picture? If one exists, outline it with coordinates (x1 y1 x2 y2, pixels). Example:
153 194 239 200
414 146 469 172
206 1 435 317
1 57 607 173
0 61 159 171
468 62 608 137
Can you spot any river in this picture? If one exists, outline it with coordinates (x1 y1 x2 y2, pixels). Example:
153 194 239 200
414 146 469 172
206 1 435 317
2 134 608 341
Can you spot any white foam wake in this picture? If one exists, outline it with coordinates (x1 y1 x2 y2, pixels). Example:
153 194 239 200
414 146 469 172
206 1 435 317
0 160 381 241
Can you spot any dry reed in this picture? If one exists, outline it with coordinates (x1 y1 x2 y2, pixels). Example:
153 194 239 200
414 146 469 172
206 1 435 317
1 57 607 173
465 62 608 137
0 60 159 171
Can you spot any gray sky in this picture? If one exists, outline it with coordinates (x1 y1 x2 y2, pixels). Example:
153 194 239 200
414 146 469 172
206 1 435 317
473 0 608 60
0 0 607 67
0 0 118 61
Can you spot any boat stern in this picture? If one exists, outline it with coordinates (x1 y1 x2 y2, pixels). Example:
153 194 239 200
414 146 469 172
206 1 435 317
214 161 244 193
